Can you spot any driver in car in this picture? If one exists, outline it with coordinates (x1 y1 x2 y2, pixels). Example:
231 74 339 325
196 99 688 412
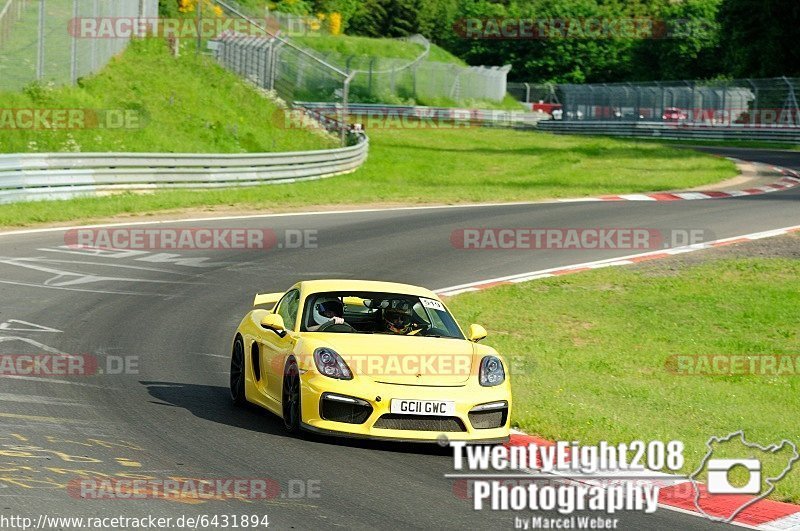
308 298 346 331
382 300 423 335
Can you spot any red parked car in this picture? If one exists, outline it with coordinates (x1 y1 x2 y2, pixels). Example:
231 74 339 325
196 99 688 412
662 107 688 122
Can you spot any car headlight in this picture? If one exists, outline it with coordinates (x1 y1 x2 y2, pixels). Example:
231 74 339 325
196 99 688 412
313 348 352 380
479 356 505 387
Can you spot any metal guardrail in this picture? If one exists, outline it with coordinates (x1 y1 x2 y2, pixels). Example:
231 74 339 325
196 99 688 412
296 102 545 128
0 133 368 204
537 121 800 143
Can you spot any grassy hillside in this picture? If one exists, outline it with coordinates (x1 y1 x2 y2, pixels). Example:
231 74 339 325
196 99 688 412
294 34 465 65
0 38 336 154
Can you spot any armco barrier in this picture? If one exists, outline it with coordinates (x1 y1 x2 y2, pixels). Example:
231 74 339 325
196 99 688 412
537 120 800 143
0 133 368 204
296 102 545 129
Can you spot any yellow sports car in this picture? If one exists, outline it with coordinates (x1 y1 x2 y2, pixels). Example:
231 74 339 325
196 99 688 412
230 279 511 443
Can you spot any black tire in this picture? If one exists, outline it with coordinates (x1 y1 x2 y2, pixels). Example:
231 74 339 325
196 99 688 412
282 359 301 433
230 337 247 406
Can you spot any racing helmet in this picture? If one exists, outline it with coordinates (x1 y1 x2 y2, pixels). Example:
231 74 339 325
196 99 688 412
313 297 344 326
384 299 414 334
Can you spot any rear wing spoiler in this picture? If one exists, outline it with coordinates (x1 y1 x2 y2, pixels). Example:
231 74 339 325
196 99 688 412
253 292 283 308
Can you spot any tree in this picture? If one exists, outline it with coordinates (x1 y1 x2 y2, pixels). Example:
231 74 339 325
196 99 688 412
630 0 722 81
348 0 422 37
717 0 800 78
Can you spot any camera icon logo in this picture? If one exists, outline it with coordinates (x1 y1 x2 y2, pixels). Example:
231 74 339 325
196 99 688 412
690 431 799 523
706 458 761 494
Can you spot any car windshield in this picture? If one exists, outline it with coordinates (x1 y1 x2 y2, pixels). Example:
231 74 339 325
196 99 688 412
301 291 464 339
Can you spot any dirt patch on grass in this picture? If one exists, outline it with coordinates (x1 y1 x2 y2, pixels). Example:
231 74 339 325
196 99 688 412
634 232 800 275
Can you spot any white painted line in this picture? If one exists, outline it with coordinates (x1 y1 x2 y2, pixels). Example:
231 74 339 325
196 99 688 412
587 261 634 269
0 375 114 389
0 163 796 239
509 273 555 283
0 201 588 238
0 320 62 333
438 287 480 296
674 192 713 200
0 277 172 296
0 336 79 358
655 503 760 530
618 194 658 201
556 198 604 203
758 512 800 530
435 224 800 294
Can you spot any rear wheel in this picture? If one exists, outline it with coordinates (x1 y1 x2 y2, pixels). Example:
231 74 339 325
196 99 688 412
282 359 301 432
230 337 247 406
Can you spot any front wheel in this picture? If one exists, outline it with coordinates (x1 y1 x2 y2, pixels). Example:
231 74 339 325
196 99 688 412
282 359 301 433
230 337 247 406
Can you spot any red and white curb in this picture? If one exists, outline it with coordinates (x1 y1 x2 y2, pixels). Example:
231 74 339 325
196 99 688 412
436 224 800 297
437 226 800 528
556 166 800 203
503 431 800 530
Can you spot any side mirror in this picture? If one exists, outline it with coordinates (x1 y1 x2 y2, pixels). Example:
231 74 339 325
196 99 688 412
467 324 487 342
261 313 287 337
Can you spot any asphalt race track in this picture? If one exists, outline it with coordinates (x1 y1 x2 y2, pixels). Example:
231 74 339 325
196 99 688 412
0 147 797 529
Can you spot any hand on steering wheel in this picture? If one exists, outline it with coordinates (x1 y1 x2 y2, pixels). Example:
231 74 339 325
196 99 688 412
317 320 356 333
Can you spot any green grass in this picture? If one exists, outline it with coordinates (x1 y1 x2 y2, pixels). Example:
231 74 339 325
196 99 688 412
0 37 336 154
294 34 465 66
446 251 800 502
0 128 736 227
626 136 800 151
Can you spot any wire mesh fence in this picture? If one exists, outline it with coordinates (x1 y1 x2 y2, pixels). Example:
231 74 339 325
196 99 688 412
211 0 352 145
0 0 157 92
512 78 800 126
265 11 511 104
340 37 511 104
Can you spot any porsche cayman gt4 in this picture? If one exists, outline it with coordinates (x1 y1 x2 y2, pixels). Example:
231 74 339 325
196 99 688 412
230 279 511 443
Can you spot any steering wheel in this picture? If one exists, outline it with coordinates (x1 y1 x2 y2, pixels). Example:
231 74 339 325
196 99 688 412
317 321 357 333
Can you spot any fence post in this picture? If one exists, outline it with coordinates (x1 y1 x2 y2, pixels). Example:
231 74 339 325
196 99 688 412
746 79 757 126
268 40 284 91
341 72 354 147
524 82 530 103
721 84 727 125
90 0 97 71
368 57 374 97
412 62 417 98
195 0 202 56
36 0 44 80
69 0 77 84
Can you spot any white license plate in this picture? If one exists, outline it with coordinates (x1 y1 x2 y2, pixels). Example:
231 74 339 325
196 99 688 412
390 399 455 416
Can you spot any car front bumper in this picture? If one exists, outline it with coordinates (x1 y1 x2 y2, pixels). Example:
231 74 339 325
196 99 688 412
300 372 511 443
